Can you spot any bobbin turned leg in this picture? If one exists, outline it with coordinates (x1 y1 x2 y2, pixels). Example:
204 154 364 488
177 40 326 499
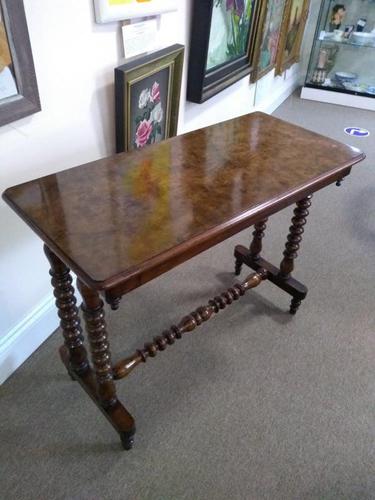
279 195 312 314
77 280 135 450
235 218 268 275
250 218 268 261
44 245 89 379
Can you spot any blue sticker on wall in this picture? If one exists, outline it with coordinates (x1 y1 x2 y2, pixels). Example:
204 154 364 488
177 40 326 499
344 127 370 137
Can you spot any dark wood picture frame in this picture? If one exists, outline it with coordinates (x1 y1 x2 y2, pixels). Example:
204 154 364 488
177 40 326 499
187 0 262 104
0 0 41 127
275 0 310 76
115 44 184 153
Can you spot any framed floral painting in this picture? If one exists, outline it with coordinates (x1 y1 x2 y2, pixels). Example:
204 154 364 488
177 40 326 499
250 0 287 82
275 0 310 75
115 44 184 152
187 0 262 103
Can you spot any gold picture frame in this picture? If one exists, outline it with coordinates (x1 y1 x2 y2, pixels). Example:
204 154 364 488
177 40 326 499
115 44 184 153
250 0 288 83
275 0 310 76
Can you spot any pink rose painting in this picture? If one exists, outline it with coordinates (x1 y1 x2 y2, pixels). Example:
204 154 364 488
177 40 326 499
150 82 161 103
135 119 153 148
134 81 164 149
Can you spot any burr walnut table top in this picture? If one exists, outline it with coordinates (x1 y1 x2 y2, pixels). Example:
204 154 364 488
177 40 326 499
3 112 364 292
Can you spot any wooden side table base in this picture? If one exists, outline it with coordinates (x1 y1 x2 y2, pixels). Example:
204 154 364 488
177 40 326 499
59 345 136 450
4 113 363 450
46 246 135 450
234 246 308 313
234 197 312 315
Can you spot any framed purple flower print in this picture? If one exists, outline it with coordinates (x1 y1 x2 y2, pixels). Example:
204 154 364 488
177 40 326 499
115 44 184 153
187 0 262 103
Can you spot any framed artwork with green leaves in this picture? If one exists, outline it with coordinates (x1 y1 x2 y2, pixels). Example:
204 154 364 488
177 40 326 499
115 44 184 153
187 0 262 103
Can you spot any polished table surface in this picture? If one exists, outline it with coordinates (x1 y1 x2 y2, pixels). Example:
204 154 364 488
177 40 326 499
3 112 364 291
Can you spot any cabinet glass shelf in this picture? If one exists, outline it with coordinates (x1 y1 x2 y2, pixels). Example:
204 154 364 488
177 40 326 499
319 38 375 49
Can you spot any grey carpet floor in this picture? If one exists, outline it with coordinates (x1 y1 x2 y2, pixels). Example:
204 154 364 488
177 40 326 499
1 92 374 500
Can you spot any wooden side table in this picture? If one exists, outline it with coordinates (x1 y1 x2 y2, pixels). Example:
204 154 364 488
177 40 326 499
3 112 364 450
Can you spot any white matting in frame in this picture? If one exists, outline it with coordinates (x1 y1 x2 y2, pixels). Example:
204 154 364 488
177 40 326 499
94 0 178 23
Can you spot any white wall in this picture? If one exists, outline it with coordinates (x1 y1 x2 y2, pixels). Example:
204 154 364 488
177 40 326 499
0 0 305 384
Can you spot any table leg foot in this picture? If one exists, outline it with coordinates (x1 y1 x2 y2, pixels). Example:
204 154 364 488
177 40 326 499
76 281 136 449
289 297 302 315
60 344 136 448
120 432 135 451
234 257 242 276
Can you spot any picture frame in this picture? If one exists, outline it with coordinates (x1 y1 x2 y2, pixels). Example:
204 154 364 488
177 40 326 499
115 44 184 153
187 0 262 104
250 0 287 83
0 0 40 127
275 0 310 76
93 0 177 24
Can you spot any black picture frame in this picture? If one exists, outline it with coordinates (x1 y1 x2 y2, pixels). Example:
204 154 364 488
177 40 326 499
115 44 184 153
0 0 41 127
187 0 262 104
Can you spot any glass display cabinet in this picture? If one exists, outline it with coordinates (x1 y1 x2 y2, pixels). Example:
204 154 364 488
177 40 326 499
301 0 375 110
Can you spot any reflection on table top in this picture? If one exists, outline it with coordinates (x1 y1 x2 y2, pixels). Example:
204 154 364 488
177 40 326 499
3 112 364 290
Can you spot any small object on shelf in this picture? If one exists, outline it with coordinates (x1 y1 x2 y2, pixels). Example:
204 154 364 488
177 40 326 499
342 81 365 92
335 71 358 85
318 49 328 69
333 29 344 41
356 17 367 32
343 24 355 39
311 68 327 84
329 4 346 32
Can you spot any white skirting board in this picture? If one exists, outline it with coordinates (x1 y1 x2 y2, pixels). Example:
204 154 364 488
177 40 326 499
0 295 58 385
255 76 300 114
301 86 375 111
